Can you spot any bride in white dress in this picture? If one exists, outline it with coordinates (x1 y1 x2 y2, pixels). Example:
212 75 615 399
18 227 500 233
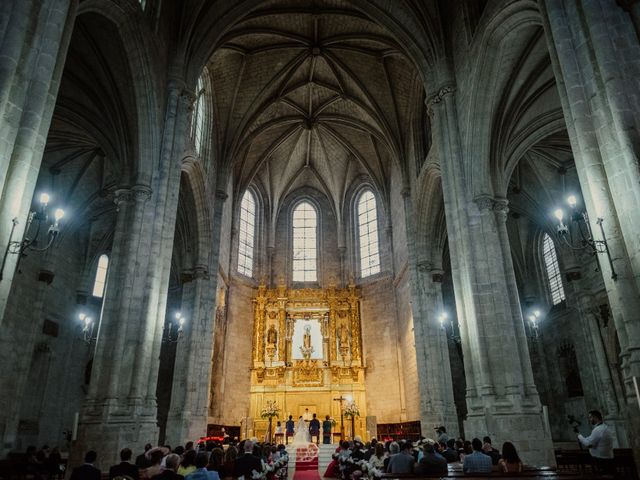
291 416 311 444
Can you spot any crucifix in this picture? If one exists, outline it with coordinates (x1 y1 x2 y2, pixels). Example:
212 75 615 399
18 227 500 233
333 395 348 441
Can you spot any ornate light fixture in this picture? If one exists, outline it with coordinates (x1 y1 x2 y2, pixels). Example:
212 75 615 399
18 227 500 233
78 312 96 345
0 192 65 281
526 309 541 339
438 311 461 344
553 194 616 279
163 311 185 343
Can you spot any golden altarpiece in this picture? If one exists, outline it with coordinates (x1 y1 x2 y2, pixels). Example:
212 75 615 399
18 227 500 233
249 280 368 441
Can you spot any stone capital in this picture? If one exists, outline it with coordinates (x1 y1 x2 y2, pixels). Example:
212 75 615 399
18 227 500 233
114 188 134 206
425 83 456 116
131 184 152 202
193 265 210 280
473 194 494 212
493 198 509 222
215 190 229 201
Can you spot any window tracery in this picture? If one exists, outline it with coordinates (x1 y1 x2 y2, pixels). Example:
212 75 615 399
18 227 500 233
292 201 317 282
238 190 256 277
357 190 380 277
543 233 565 305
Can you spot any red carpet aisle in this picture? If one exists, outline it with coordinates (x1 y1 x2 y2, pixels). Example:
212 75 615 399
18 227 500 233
292 444 321 480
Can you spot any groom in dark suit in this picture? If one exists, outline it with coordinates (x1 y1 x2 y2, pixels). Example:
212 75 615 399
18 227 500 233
285 415 295 444
309 413 321 445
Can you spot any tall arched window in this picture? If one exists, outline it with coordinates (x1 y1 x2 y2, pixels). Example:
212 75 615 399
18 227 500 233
191 75 206 155
238 191 256 277
357 189 380 277
92 254 109 298
292 201 317 282
543 233 565 305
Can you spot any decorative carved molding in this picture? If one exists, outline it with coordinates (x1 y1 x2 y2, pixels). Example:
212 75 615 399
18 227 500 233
425 84 456 116
215 190 229 201
132 184 152 202
474 194 494 212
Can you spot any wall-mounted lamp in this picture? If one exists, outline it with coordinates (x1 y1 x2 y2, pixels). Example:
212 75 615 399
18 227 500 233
553 194 616 280
163 311 185 343
526 309 542 339
438 310 460 344
78 312 96 345
0 192 66 281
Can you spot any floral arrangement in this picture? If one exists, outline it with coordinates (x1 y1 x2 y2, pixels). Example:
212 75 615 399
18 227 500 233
329 417 337 427
251 454 289 480
333 452 383 480
343 401 360 418
260 400 280 419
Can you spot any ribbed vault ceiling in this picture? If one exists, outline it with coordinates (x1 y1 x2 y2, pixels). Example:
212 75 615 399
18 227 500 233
208 0 424 218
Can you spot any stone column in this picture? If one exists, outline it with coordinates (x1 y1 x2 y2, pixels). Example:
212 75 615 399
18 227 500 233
71 79 192 467
415 263 459 437
429 83 554 466
165 187 228 445
165 266 216 445
399 185 458 436
540 0 640 458
72 185 159 464
0 0 77 327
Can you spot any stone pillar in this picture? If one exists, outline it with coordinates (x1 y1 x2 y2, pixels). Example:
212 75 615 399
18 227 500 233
165 188 228 445
415 263 459 437
540 0 640 458
71 80 191 467
429 83 554 466
72 185 159 464
0 0 77 327
399 185 458 436
165 266 216 445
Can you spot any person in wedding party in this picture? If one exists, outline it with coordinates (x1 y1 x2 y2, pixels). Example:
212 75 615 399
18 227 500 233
322 415 333 444
309 413 321 444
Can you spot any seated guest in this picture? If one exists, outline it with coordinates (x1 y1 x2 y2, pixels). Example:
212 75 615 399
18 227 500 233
462 438 492 474
459 440 472 463
136 444 153 468
498 442 523 473
383 441 398 471
369 443 385 470
220 446 237 480
415 440 447 475
207 448 224 473
233 440 263 479
110 448 139 479
386 441 414 474
152 454 184 480
144 450 165 479
70 450 101 480
186 453 220 480
482 436 501 465
178 450 197 476
441 439 458 463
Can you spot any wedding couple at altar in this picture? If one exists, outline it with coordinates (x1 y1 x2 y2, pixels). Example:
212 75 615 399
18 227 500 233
288 413 322 445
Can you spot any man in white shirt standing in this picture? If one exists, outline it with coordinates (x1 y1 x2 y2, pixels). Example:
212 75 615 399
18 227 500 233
578 410 614 474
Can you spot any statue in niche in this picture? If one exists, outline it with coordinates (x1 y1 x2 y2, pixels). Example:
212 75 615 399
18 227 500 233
267 325 278 345
299 324 314 360
338 324 349 349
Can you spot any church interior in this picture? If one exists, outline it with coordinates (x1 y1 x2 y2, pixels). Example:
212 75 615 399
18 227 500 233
1 0 640 475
